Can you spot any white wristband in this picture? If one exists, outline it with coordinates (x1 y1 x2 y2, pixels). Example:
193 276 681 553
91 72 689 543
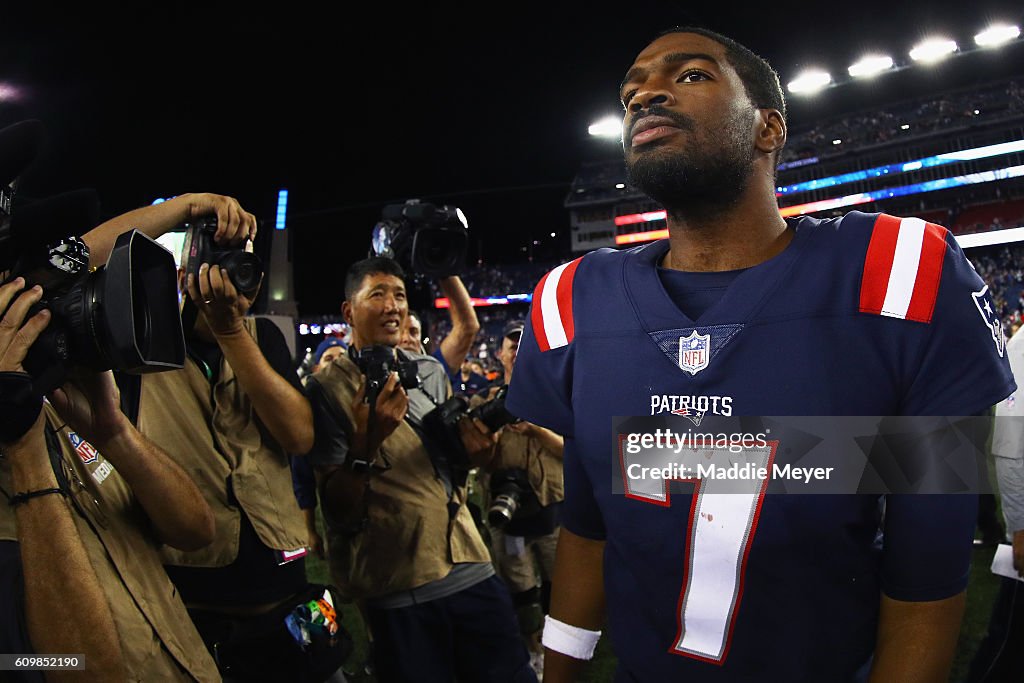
541 615 602 660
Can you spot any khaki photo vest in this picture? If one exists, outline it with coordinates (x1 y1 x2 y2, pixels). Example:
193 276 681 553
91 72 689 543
314 354 490 600
139 318 307 568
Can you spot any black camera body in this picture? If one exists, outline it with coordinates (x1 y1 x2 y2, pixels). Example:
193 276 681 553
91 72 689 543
1 230 186 395
350 344 421 399
181 216 263 294
371 199 468 277
471 385 522 433
421 385 522 471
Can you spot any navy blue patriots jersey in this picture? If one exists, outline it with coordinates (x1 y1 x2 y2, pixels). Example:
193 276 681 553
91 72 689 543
506 212 1015 682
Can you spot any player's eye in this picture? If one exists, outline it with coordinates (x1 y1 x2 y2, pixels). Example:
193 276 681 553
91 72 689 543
678 69 711 83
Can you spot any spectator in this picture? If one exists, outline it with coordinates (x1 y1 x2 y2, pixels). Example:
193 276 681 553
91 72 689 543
455 357 492 397
313 336 348 373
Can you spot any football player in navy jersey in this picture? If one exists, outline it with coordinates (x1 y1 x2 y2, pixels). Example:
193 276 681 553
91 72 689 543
506 27 1017 683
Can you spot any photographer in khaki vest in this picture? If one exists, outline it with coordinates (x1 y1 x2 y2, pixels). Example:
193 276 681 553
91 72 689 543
85 194 346 682
306 256 535 682
473 321 565 681
0 239 219 678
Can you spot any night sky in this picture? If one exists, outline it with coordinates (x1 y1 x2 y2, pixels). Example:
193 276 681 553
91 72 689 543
2 1 1023 314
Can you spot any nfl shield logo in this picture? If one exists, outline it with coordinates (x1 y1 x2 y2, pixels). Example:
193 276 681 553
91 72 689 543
68 432 98 465
678 331 711 375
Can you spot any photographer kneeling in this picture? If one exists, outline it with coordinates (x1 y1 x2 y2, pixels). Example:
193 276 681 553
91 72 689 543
307 256 535 682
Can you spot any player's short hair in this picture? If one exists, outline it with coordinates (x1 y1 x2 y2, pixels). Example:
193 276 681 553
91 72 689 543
654 26 786 122
344 256 406 301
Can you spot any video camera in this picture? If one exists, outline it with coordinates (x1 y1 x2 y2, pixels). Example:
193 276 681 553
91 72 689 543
370 199 468 278
421 385 522 471
180 215 263 294
0 120 185 395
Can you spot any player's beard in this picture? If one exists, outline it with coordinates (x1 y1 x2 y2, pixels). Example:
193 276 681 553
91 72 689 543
625 109 755 218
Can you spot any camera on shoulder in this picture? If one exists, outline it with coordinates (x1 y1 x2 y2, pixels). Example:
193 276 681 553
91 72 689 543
1 189 185 395
370 199 468 278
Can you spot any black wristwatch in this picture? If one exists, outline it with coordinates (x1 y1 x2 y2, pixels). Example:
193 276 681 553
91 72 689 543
347 458 372 474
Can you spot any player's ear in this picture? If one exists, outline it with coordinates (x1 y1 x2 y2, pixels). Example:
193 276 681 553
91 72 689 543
342 301 353 326
755 108 786 156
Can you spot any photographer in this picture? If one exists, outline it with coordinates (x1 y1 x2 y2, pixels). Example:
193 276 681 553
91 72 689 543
307 256 534 682
474 322 564 679
82 197 346 682
0 268 219 679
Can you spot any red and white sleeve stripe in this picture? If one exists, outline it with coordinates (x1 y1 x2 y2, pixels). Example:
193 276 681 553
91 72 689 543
530 257 583 352
859 214 948 323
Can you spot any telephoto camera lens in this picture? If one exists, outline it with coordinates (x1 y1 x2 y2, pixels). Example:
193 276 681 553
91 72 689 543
488 492 521 528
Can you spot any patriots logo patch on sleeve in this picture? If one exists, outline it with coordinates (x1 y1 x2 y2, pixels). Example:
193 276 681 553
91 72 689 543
972 285 1006 358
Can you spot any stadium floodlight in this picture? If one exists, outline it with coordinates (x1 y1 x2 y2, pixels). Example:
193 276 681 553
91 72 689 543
588 115 622 139
975 24 1020 47
787 70 831 94
847 55 894 78
909 38 957 63
0 83 19 101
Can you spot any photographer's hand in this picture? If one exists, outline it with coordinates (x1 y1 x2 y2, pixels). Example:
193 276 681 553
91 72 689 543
507 421 564 457
459 416 498 470
182 192 258 245
48 369 130 447
188 262 257 337
82 192 257 268
0 279 49 375
350 373 408 463
0 278 50 448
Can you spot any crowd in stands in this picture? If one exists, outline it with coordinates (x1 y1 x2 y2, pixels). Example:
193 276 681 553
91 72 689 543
969 241 1024 337
442 259 560 298
781 77 1024 165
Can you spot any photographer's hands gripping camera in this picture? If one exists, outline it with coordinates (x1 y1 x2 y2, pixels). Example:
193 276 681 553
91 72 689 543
0 278 50 447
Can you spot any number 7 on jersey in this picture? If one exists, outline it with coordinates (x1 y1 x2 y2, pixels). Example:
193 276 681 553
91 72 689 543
619 440 777 663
